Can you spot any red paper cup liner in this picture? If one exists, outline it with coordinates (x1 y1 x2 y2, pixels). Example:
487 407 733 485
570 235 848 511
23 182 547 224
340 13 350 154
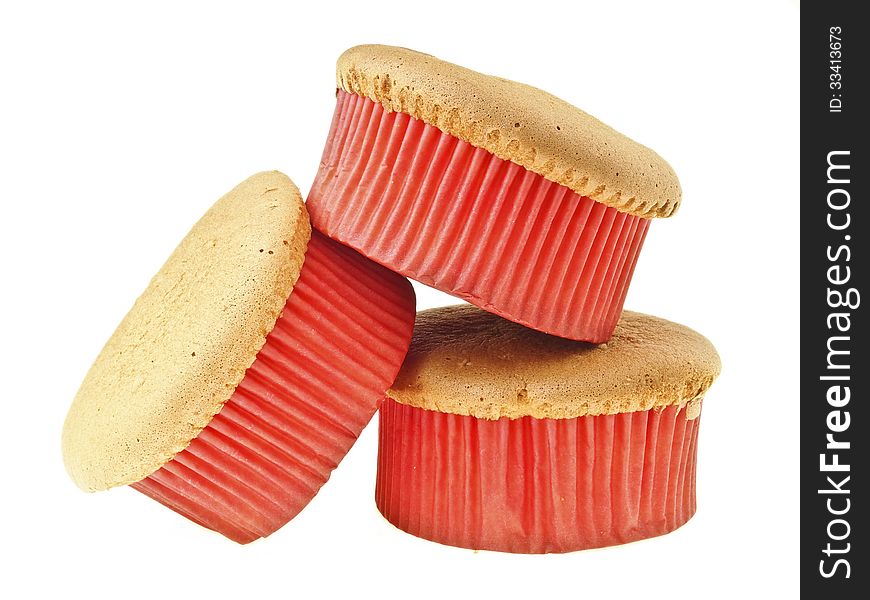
376 398 701 554
131 231 416 543
308 91 651 343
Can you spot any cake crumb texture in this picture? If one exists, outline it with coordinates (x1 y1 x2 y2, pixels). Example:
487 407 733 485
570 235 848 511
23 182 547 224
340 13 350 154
389 305 721 419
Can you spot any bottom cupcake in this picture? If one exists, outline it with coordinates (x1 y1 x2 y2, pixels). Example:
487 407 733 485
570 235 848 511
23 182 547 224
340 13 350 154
376 305 720 553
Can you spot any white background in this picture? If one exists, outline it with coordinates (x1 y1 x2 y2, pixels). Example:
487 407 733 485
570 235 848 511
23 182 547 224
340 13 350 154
1 1 799 597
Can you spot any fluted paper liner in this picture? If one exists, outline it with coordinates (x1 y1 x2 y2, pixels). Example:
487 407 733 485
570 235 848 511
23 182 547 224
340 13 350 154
376 398 701 553
308 91 651 342
131 231 416 543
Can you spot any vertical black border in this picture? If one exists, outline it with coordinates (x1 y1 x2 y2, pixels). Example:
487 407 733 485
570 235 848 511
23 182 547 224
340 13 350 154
802 4 866 596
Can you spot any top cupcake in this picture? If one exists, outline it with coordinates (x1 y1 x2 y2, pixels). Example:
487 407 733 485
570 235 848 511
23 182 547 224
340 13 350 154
337 44 681 218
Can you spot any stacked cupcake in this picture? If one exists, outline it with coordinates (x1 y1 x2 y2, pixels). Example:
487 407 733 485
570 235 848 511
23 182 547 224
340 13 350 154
63 45 720 553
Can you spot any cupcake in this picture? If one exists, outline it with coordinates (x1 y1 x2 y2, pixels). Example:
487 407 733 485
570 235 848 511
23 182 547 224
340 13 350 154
62 171 416 544
377 305 720 553
308 45 681 343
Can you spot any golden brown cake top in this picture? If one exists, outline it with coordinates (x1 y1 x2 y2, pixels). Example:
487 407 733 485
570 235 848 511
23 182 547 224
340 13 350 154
388 305 720 420
336 45 681 219
62 171 311 491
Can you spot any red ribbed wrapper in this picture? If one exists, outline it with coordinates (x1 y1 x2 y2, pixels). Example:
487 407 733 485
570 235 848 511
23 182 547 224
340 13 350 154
376 398 701 554
308 91 651 343
131 231 416 543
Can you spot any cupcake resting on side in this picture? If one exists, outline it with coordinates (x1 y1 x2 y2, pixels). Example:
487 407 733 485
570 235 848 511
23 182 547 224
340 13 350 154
377 305 720 554
62 171 416 543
